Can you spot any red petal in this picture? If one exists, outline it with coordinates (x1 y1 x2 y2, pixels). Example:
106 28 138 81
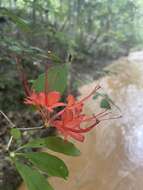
68 131 85 142
62 109 73 123
47 91 61 106
24 92 39 105
67 95 76 106
38 92 46 106
52 120 63 128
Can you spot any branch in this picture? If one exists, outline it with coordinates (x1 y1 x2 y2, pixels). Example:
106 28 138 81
18 126 44 131
0 110 44 131
0 110 15 128
6 136 13 151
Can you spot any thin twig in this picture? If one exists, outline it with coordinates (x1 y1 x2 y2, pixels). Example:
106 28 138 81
0 110 15 128
18 126 44 131
0 110 44 131
6 136 13 151
6 126 44 152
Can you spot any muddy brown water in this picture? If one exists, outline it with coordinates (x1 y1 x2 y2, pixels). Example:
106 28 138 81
19 53 143 190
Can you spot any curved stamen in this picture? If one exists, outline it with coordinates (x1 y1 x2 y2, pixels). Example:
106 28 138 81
45 66 49 106
66 121 100 133
79 85 101 103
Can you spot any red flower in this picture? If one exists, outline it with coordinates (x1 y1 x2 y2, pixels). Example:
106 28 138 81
17 58 113 141
51 107 101 142
51 109 84 142
18 63 66 125
24 91 65 112
51 85 102 142
66 85 101 114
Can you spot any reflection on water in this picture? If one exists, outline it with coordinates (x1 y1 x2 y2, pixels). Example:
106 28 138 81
19 52 143 190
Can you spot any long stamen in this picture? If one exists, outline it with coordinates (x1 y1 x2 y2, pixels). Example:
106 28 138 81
82 110 109 122
45 65 48 106
79 85 101 103
82 115 96 122
44 107 51 121
98 115 122 121
66 120 99 133
95 109 109 117
38 107 48 124
96 112 111 119
49 109 65 123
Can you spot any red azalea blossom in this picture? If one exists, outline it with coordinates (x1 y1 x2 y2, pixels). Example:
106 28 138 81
51 109 86 142
51 85 104 142
24 90 66 126
66 85 101 114
18 63 66 125
17 56 114 141
51 108 101 142
18 59 113 142
22 64 65 112
24 91 65 112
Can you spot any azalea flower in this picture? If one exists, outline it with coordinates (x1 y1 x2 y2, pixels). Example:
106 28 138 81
24 91 65 112
51 85 104 142
51 105 106 142
18 59 116 141
18 64 66 126
51 109 85 141
66 85 101 115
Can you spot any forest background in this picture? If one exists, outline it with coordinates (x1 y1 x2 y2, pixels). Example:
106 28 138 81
0 0 143 113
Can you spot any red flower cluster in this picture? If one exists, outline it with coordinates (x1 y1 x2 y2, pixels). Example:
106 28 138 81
19 65 110 142
25 91 65 112
24 83 110 142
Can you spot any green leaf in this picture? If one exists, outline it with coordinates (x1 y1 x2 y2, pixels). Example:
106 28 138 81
33 64 67 94
15 161 54 190
48 52 63 64
100 98 111 109
2 9 30 32
22 136 80 156
10 128 21 140
22 152 68 179
8 45 22 53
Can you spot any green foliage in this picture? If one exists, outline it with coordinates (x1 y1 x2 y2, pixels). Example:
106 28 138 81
14 136 80 190
15 161 54 190
0 0 141 112
22 136 81 156
33 64 68 94
10 128 21 140
0 60 24 111
100 98 111 110
1 8 30 32
0 0 140 61
21 152 68 179
93 92 116 110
